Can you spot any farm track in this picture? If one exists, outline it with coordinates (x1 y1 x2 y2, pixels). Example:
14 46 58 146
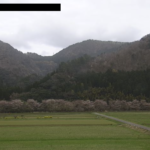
94 112 150 132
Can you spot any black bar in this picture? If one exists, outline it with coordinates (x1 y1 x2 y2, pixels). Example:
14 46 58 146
0 3 61 11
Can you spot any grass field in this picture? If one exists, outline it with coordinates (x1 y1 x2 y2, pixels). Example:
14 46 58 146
102 111 150 127
0 112 150 150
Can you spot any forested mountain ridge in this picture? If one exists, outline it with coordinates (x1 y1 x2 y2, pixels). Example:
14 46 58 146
81 34 150 73
50 39 127 63
1 34 150 101
13 56 150 102
0 39 127 86
0 40 57 86
10 34 150 101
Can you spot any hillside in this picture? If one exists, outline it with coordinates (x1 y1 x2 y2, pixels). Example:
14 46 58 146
1 34 150 101
0 40 57 86
10 34 150 101
13 56 150 101
0 39 127 86
86 34 150 72
50 39 127 63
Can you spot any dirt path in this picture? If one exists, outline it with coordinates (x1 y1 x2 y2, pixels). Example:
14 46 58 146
94 112 150 131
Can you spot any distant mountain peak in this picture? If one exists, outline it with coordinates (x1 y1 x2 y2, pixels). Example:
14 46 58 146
51 39 127 63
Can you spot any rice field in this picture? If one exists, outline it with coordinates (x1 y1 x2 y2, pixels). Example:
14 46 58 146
0 112 150 150
102 111 150 127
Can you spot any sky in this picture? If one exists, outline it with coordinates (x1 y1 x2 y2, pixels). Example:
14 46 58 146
0 0 150 56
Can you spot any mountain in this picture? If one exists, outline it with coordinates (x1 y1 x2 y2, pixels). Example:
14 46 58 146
1 33 150 89
85 34 150 72
49 34 150 74
50 39 127 63
0 39 128 86
0 40 57 86
10 34 150 101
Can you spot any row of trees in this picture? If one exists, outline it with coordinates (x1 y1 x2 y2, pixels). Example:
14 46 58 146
1 55 150 102
13 69 150 102
0 99 150 113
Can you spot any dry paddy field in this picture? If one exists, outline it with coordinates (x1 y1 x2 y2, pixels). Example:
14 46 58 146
0 112 150 150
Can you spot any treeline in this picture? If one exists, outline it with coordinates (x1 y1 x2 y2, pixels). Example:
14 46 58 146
0 55 93 100
13 69 150 102
1 55 150 102
0 99 150 113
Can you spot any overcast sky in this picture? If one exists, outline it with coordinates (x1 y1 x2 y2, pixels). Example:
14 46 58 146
0 0 150 56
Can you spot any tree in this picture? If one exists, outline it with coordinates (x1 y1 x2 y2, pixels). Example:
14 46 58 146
94 99 108 111
25 99 40 112
0 100 10 113
10 99 24 112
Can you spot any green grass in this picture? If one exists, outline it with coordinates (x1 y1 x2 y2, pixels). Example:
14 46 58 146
0 112 95 118
102 111 150 127
0 112 150 150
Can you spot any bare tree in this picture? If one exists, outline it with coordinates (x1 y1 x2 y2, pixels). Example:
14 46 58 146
54 99 74 112
26 99 40 112
73 100 85 112
94 99 108 111
128 99 140 111
140 100 150 110
0 100 10 113
82 100 94 111
10 99 24 112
